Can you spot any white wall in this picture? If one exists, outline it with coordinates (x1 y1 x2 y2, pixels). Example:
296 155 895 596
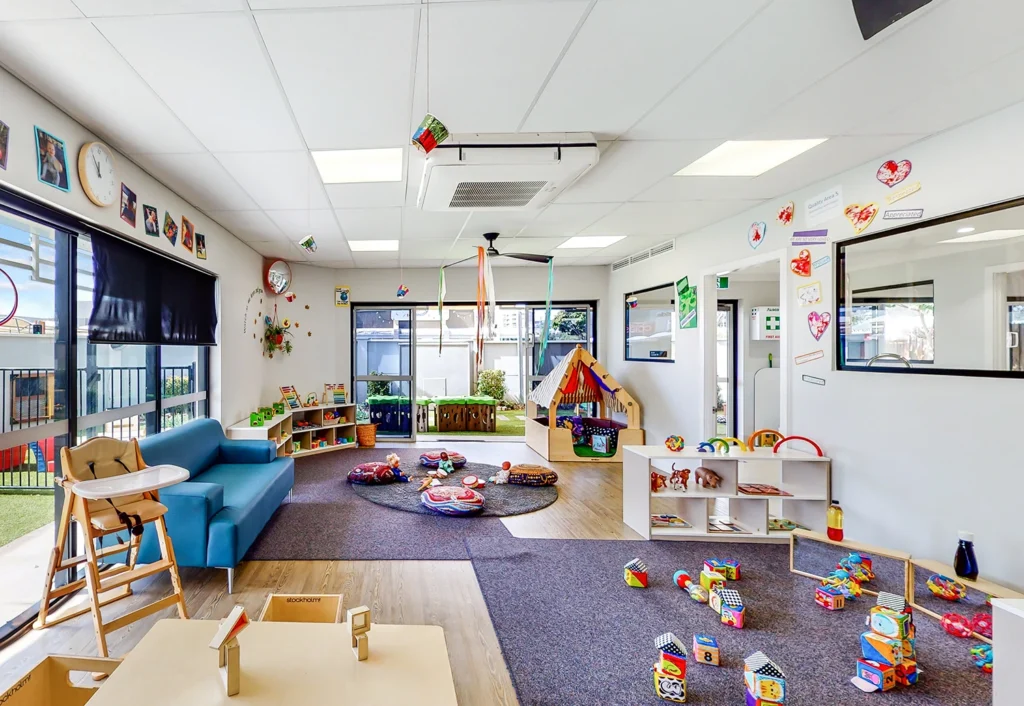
607 99 1024 588
0 66 264 426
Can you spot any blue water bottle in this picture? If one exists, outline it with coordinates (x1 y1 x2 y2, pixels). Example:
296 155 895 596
954 530 979 581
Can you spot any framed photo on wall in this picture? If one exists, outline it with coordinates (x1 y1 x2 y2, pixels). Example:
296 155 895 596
335 286 350 307
143 205 159 236
196 233 207 260
34 126 70 192
119 183 137 227
181 216 194 252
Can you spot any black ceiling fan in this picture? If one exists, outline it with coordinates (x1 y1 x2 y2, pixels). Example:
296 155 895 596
444 232 553 268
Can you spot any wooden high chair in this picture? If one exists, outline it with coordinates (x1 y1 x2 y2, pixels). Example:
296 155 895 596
34 437 189 657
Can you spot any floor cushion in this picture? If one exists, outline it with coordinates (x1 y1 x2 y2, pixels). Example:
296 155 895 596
508 464 559 486
348 462 396 485
419 451 467 469
420 486 485 515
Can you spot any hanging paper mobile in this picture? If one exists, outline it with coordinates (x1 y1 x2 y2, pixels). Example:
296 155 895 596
412 114 450 154
284 291 297 302
298 235 317 253
397 284 410 298
626 295 639 309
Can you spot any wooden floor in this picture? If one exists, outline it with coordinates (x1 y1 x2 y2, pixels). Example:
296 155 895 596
0 441 639 704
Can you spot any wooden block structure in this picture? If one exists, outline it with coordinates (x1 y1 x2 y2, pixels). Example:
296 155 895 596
348 605 372 661
466 400 497 432
437 401 466 432
704 558 741 581
259 594 343 623
651 632 687 702
852 592 920 693
416 404 430 433
0 655 123 706
815 585 846 611
744 651 786 704
208 606 250 697
700 569 726 592
692 634 720 666
625 558 649 588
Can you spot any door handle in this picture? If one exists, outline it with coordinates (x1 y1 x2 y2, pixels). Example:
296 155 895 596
1008 331 1019 349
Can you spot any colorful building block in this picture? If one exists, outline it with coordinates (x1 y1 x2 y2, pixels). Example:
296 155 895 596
652 668 687 703
860 631 903 667
655 632 687 679
692 634 720 666
869 606 912 640
700 569 726 592
704 558 741 581
625 558 648 588
744 652 786 704
856 659 896 692
895 659 919 685
815 585 846 610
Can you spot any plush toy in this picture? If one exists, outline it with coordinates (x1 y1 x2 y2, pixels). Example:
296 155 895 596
694 466 722 489
437 452 455 476
419 450 467 469
651 472 668 493
668 465 690 491
385 452 409 482
489 469 510 484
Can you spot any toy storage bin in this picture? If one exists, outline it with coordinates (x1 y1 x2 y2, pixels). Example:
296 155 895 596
367 395 412 434
356 423 377 447
1 655 122 705
259 593 344 623
466 396 497 432
436 396 468 432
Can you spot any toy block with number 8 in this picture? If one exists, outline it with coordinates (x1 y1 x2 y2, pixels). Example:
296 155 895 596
693 634 720 666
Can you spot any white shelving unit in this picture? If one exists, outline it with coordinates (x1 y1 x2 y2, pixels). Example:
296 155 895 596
227 403 357 459
623 445 831 542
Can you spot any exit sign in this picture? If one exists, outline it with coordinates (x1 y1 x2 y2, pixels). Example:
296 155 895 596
716 276 729 289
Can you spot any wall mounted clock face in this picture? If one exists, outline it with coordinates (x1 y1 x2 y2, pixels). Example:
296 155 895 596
78 141 118 207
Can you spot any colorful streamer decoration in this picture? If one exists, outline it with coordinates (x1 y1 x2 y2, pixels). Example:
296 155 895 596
537 258 554 368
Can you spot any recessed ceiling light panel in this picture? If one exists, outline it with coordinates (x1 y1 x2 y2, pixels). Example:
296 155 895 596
675 139 828 177
939 229 1024 244
312 148 403 184
349 240 399 252
557 235 626 249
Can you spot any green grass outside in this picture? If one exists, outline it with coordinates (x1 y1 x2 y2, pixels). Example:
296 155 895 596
0 493 54 548
432 409 526 437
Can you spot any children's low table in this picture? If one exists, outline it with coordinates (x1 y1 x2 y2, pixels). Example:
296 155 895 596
85 618 458 706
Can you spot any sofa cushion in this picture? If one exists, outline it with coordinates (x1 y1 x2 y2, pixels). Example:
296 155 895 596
138 418 224 478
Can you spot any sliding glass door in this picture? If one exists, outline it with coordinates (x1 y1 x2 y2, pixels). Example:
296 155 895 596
353 307 415 439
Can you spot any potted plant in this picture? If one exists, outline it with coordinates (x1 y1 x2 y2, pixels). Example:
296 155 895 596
263 312 293 358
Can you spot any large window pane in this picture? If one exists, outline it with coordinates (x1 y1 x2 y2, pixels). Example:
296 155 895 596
355 309 411 376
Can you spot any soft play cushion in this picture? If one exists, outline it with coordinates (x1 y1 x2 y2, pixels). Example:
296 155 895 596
420 486 485 515
347 462 396 485
507 464 558 486
419 451 467 469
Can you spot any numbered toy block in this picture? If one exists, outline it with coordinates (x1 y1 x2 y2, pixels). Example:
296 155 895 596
693 634 720 666
861 631 903 667
895 659 919 686
744 651 786 704
705 558 741 581
655 632 687 679
815 585 845 611
652 668 687 703
625 558 649 588
700 569 726 592
856 659 896 692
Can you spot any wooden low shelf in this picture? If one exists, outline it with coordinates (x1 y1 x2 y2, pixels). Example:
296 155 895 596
227 404 357 458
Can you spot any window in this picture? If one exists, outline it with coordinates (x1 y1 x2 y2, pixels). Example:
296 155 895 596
625 284 675 362
837 196 1024 376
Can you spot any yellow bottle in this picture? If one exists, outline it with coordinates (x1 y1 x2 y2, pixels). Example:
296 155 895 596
827 500 844 542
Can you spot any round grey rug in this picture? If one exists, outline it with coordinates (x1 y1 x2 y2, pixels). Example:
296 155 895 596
350 461 558 517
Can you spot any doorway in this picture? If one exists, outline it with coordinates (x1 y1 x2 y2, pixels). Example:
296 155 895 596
352 306 415 439
715 300 737 437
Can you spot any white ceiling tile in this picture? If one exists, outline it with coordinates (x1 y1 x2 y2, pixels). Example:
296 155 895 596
400 238 456 259
521 0 769 134
208 210 285 241
74 0 247 17
96 13 305 152
401 208 470 240
251 0 417 7
0 21 203 156
265 208 342 240
582 201 763 236
551 247 599 258
326 180 408 209
464 210 537 239
255 6 416 149
310 258 355 268
628 0 867 140
0 1 81 20
306 236 352 259
248 239 309 261
351 253 400 268
498 237 564 254
425 1 588 133
517 202 621 238
335 207 403 241
215 151 329 210
556 140 720 204
133 152 259 211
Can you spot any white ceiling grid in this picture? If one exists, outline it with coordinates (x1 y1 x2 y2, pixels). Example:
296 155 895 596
0 0 1022 267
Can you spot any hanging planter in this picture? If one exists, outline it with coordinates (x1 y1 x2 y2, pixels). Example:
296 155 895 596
263 306 293 358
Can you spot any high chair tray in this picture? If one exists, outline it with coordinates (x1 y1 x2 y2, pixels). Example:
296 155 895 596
73 465 189 499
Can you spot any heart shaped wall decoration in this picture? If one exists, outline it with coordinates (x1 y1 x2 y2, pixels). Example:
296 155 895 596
808 311 831 341
844 203 879 235
790 249 812 277
777 201 795 226
748 222 767 249
876 159 912 188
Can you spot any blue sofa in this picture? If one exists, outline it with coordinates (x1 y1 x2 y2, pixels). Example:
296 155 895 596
134 418 294 592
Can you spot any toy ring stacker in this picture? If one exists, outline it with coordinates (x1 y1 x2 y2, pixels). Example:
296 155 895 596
927 573 967 602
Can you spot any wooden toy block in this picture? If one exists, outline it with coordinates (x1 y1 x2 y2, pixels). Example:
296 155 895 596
815 585 845 610
860 631 903 667
348 605 371 661
700 569 726 592
625 558 649 588
705 558 741 581
857 659 896 692
744 652 786 704
651 668 687 703
895 659 919 686
209 606 249 697
693 634 720 666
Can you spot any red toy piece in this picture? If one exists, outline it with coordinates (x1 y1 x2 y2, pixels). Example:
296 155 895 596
971 613 993 639
941 613 973 638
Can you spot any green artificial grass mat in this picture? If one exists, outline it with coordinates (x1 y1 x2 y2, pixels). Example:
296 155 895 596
0 493 53 548
570 444 617 458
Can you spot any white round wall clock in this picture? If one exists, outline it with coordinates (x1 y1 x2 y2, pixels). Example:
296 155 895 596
78 141 118 207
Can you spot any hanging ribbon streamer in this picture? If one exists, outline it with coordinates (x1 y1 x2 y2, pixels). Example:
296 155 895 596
475 246 486 367
483 248 497 337
437 267 446 354
538 258 554 368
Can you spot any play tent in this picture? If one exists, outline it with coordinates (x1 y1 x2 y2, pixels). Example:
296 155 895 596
526 345 644 462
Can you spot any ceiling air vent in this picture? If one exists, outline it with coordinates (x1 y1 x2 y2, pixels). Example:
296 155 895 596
610 239 677 272
611 256 631 272
449 181 548 209
650 240 675 257
629 250 650 266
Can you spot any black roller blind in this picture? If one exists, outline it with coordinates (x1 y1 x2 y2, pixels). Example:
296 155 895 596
89 232 217 345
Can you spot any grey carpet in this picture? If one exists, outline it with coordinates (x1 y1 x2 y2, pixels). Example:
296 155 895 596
244 450 510 561
466 537 992 706
350 461 558 517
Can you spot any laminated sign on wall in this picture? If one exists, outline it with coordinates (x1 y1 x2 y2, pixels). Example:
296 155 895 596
750 307 782 341
677 277 697 329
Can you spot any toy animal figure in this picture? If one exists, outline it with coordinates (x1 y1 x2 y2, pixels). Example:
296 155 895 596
694 466 722 489
651 472 667 493
668 464 690 491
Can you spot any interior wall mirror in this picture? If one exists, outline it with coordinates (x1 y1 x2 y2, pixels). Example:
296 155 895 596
624 283 675 362
265 259 292 295
837 197 1024 377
